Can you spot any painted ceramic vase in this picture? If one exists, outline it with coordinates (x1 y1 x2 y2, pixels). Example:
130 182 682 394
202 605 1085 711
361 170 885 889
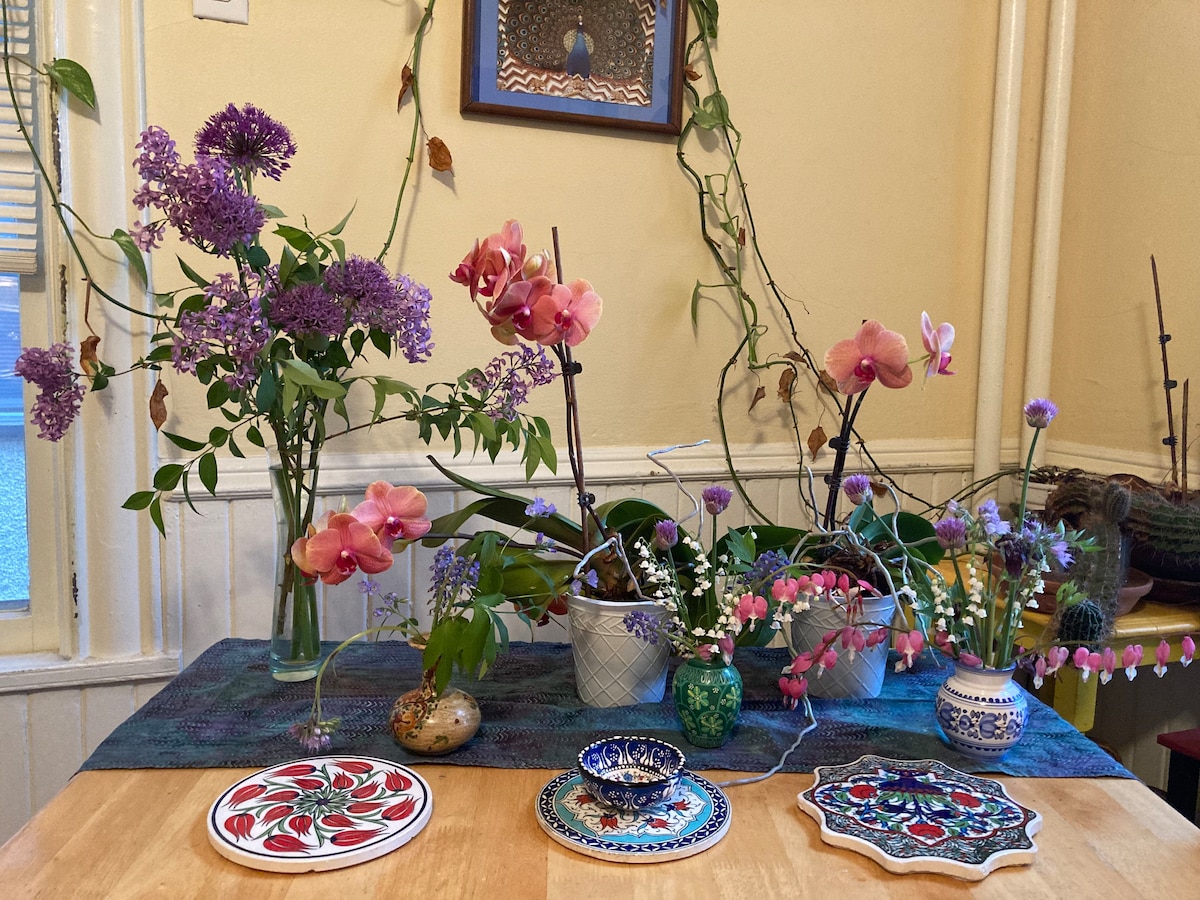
935 663 1028 760
567 594 670 707
390 674 481 756
672 657 743 748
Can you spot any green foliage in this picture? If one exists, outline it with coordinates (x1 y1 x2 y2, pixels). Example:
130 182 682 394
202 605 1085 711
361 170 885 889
45 58 95 108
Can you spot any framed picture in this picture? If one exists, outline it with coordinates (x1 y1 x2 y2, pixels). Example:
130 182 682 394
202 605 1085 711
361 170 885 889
460 0 689 135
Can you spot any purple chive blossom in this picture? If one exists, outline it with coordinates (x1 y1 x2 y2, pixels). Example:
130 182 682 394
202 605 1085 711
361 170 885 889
935 516 968 551
624 610 661 645
271 282 346 337
702 485 733 516
976 498 1011 537
288 716 338 753
468 343 557 421
525 497 557 517
653 520 679 551
429 545 480 605
842 473 872 506
1024 398 1059 429
13 343 88 442
194 103 297 181
323 257 433 364
172 269 271 390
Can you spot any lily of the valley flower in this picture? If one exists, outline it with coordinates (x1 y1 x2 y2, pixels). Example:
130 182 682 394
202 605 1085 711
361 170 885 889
291 511 393 585
823 320 913 395
351 481 432 543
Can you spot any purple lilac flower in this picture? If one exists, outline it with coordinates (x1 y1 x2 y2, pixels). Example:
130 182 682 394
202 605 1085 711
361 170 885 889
323 257 433 364
194 103 296 181
653 520 679 551
1023 398 1059 429
624 610 661 645
468 343 557 421
976 498 1011 537
13 343 88 441
749 549 790 586
525 497 557 517
934 516 967 550
271 282 346 337
172 268 271 389
842 473 872 506
430 545 481 604
702 485 732 516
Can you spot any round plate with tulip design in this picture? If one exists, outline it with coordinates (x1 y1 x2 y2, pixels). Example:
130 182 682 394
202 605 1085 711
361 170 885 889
797 755 1041 880
535 769 730 863
207 756 432 873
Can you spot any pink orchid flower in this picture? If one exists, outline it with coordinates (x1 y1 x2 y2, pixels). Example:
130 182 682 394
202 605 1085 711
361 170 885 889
529 278 603 347
1122 644 1143 681
1154 639 1171 678
895 630 924 671
1183 635 1195 667
450 219 526 303
351 482 432 543
1099 647 1117 685
823 320 913 395
920 311 955 378
291 511 393 585
734 593 768 625
484 276 558 345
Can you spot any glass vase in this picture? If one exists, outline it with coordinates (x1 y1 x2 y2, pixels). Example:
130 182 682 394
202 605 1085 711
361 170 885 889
269 461 322 681
672 657 743 748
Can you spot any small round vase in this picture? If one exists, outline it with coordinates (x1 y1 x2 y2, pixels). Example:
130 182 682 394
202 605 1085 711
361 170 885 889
935 663 1028 760
672 657 743 749
390 677 481 756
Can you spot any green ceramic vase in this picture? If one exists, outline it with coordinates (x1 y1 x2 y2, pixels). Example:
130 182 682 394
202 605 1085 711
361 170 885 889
672 657 743 748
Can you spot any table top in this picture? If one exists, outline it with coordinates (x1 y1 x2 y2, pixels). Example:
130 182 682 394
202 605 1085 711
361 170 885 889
3 766 1197 897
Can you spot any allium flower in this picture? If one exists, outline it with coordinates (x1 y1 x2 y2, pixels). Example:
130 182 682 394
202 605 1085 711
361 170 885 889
1023 398 1059 429
323 256 433 364
194 103 297 181
823 320 913 395
288 716 339 753
13 343 88 442
271 282 345 337
702 485 732 516
652 519 679 550
934 516 967 550
920 311 955 378
842 473 872 505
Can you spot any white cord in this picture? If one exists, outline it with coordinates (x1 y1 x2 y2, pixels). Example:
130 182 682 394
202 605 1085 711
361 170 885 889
715 696 817 788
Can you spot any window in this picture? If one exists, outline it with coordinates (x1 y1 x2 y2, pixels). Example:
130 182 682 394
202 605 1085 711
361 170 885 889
0 272 28 610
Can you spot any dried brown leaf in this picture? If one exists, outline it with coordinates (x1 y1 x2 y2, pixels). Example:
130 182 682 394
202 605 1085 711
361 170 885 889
784 350 805 363
737 226 746 247
807 426 828 460
818 369 838 394
870 480 888 499
397 65 413 110
748 385 766 412
149 380 169 431
79 335 101 377
777 367 796 402
427 136 452 172
684 64 702 82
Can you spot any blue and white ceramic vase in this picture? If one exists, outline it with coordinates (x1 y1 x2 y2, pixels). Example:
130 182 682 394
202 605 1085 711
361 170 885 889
935 663 1028 760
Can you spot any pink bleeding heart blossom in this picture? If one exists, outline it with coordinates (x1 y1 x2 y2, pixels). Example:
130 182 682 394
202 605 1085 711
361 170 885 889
1045 646 1070 674
1154 639 1171 678
1033 656 1047 689
1122 644 1143 681
1182 635 1195 668
823 320 913 395
351 482 431 543
920 311 955 378
778 676 807 709
734 593 768 625
1099 647 1117 685
291 511 393 585
957 651 982 669
1073 646 1096 681
789 652 814 675
895 630 924 671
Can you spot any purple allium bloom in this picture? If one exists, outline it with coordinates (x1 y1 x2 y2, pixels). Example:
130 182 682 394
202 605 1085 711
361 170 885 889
271 282 345 337
468 343 557 421
702 485 733 516
429 545 480 604
842 473 872 506
934 516 968 550
1023 398 1059 429
13 343 87 442
172 269 271 390
976 498 1012 537
653 520 679 551
194 103 297 181
624 610 661 645
288 717 336 753
323 257 433 364
525 497 557 517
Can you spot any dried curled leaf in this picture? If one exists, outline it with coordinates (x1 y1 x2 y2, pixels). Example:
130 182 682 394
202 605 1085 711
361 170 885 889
427 137 453 172
778 367 796 402
79 335 101 377
818 369 838 394
397 64 413 110
684 64 702 82
784 350 805 363
149 381 169 431
807 425 828 460
748 385 766 412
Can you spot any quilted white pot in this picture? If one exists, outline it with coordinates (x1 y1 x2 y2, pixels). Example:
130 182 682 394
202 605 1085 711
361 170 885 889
567 594 669 707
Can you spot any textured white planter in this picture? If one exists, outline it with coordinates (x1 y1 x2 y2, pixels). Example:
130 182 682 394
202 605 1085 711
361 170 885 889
790 593 897 699
567 595 669 707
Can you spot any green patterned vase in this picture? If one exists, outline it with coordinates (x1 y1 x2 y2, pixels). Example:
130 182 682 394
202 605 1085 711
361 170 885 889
672 657 743 748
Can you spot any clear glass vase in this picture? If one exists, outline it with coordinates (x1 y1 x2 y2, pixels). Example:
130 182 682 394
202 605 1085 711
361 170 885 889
269 461 322 681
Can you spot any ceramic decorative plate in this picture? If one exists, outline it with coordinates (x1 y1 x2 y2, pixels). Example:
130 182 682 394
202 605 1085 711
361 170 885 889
797 754 1041 880
535 769 730 863
207 756 432 873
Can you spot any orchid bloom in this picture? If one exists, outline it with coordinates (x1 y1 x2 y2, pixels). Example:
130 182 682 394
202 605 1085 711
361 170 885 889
1183 635 1195 667
484 276 557 345
920 311 955 378
351 482 432 543
1154 639 1171 678
1122 644 1143 681
529 278 603 347
823 320 913 395
734 593 768 625
449 218 526 303
291 511 393 585
895 630 924 671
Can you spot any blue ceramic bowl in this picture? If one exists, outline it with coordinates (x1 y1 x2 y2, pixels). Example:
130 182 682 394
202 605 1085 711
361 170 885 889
577 735 686 811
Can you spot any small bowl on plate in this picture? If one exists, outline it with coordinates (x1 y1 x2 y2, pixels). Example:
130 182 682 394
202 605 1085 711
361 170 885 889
577 735 685 811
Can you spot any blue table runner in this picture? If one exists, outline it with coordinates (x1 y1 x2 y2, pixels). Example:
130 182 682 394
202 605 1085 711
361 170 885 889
82 639 1131 778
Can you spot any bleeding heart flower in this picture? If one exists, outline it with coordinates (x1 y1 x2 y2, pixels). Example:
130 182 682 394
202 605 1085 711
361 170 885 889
1154 639 1171 678
351 482 431 542
734 593 768 624
1183 636 1195 668
895 630 924 671
1099 647 1117 685
1122 644 1143 681
1046 646 1070 673
823 320 913 395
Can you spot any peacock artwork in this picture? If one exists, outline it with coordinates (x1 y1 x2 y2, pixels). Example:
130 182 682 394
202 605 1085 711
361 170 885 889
495 0 656 107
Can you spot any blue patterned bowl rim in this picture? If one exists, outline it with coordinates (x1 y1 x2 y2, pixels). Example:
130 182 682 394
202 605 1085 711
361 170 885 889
577 735 686 788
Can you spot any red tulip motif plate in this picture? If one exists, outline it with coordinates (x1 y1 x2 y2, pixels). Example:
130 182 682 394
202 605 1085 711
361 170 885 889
207 756 432 873
797 755 1041 880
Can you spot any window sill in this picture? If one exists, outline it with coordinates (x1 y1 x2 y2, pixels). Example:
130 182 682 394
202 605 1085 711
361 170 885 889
0 651 181 695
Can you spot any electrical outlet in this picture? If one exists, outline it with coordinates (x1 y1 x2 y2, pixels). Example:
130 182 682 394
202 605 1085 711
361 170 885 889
193 0 248 25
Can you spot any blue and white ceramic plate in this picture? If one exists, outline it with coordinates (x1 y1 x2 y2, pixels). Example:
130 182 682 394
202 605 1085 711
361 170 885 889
797 755 1041 881
535 769 730 863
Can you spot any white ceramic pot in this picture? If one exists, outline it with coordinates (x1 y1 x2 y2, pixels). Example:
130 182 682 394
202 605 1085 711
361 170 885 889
790 593 896 699
567 594 669 707
935 663 1028 760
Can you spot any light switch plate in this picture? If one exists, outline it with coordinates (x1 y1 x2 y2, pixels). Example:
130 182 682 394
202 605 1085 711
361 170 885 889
193 0 249 25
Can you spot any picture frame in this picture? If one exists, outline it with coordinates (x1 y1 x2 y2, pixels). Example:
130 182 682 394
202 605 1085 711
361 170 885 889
460 0 689 135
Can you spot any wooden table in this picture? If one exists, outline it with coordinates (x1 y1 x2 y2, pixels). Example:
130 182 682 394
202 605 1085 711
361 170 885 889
3 766 1198 898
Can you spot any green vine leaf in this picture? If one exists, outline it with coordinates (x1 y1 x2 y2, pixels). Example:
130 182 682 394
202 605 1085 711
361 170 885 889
110 230 147 284
45 58 95 109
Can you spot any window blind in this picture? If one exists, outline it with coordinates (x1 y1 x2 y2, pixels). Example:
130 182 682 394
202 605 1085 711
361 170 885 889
0 0 37 275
